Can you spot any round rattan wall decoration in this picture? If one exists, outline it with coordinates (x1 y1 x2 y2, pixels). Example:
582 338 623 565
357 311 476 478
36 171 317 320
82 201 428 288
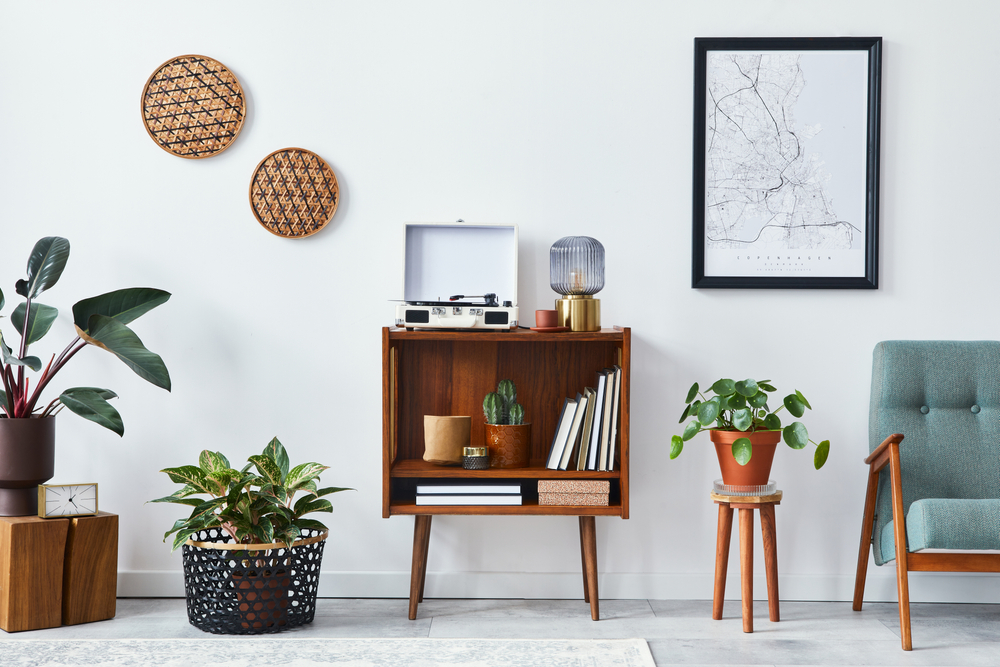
249 148 340 238
141 54 246 159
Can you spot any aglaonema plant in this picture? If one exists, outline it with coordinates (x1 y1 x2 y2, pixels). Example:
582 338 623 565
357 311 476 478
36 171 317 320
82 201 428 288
0 237 170 435
153 437 352 550
670 378 830 470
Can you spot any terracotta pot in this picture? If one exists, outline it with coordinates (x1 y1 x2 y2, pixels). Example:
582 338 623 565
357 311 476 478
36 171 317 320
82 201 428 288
0 417 55 516
486 423 531 468
710 429 781 487
232 568 291 631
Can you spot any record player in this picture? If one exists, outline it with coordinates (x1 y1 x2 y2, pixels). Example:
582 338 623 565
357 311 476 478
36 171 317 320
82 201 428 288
394 222 519 330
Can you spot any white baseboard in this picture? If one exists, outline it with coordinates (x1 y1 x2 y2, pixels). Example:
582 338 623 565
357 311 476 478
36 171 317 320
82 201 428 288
118 569 1000 604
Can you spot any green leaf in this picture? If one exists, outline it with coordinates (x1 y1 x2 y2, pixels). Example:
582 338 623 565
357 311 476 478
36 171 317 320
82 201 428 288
783 421 809 449
72 288 171 335
763 413 782 430
77 315 171 391
681 420 701 441
12 302 58 346
286 462 329 490
258 483 288 504
262 437 290 480
678 404 691 424
0 287 4 310
17 237 70 299
710 379 736 396
248 454 283 485
0 330 41 371
293 518 329 533
814 440 830 469
731 437 752 465
759 382 776 392
783 394 806 418
160 466 214 495
315 486 352 497
293 497 333 517
732 408 752 431
727 393 746 410
198 450 231 475
734 379 759 397
684 382 699 403
171 528 199 551
697 398 720 425
748 391 768 409
149 495 203 507
795 390 812 411
58 388 124 436
163 517 191 539
275 524 302 547
669 435 684 459
0 390 7 416
257 516 275 544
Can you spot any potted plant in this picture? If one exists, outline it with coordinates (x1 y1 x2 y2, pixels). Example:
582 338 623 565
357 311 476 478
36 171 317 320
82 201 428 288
670 378 830 486
0 236 171 515
483 379 530 468
152 437 351 634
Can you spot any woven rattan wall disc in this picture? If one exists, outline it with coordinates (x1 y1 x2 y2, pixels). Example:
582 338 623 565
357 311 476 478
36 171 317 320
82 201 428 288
141 54 246 159
249 148 340 238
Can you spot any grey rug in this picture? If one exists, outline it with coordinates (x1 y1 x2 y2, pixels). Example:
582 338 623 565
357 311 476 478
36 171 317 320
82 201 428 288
0 638 655 667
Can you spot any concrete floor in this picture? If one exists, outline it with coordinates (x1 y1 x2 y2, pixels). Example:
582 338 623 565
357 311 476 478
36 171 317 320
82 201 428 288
3 598 999 666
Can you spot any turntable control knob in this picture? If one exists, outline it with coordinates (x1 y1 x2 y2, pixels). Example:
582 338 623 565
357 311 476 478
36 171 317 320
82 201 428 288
503 301 512 307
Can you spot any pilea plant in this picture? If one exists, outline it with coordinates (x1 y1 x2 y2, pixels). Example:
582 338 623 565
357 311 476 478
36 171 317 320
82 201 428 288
483 378 525 425
153 437 351 550
0 236 171 434
670 378 830 470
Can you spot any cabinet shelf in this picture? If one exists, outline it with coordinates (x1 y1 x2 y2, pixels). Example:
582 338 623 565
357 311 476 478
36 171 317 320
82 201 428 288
390 459 621 479
388 499 623 516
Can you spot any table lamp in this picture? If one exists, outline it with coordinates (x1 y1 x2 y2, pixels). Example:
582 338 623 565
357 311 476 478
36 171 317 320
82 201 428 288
550 236 604 332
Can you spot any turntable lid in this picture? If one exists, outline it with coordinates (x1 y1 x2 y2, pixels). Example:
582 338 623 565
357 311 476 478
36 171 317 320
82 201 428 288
402 223 518 305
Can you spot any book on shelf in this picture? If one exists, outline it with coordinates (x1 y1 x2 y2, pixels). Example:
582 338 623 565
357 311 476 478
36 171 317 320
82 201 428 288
586 370 608 470
605 364 622 471
415 495 522 506
558 391 589 470
545 397 578 470
415 483 521 495
576 387 597 471
597 367 617 471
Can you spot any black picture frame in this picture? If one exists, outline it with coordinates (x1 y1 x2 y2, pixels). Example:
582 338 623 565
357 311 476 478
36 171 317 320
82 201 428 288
692 37 882 289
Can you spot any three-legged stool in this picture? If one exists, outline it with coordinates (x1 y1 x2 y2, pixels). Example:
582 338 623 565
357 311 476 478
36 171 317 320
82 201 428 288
711 490 782 633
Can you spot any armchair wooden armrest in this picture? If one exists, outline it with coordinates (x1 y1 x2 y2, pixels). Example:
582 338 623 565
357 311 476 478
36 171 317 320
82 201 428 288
864 433 904 470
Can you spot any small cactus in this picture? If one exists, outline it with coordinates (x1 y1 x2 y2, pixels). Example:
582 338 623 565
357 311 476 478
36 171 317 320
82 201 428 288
483 392 502 425
509 403 525 425
496 379 517 423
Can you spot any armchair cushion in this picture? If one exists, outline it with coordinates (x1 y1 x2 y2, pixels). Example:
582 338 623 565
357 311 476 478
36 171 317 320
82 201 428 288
879 499 1000 563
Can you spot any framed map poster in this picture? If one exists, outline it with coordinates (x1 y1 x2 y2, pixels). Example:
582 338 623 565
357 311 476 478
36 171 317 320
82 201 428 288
692 37 882 289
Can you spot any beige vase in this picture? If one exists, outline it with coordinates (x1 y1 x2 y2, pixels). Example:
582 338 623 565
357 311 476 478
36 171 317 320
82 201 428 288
422 416 471 465
486 423 531 468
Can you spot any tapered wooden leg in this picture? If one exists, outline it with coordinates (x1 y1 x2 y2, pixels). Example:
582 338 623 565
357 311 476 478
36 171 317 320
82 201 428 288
889 444 912 650
760 503 779 622
739 508 754 633
579 516 590 603
408 515 432 620
853 466 880 611
580 516 600 621
417 514 432 603
713 503 734 620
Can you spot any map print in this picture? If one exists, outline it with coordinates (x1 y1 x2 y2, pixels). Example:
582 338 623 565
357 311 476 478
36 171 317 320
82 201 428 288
704 51 866 277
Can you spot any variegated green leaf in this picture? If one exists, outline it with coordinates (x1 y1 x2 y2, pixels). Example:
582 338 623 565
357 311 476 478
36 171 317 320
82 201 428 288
198 450 231 475
160 466 214 495
315 486 352 497
148 495 203 507
171 528 199 552
262 437 290 480
293 518 328 533
256 517 274 544
248 454 283 486
293 497 332 517
286 462 329 490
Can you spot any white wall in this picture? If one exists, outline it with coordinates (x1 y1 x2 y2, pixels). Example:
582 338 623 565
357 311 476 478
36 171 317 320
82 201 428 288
1 0 997 603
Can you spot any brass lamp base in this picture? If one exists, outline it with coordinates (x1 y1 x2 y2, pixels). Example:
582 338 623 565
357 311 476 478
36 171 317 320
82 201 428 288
555 295 600 332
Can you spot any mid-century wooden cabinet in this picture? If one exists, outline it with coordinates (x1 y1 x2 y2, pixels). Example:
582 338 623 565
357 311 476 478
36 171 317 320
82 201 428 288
381 326 630 620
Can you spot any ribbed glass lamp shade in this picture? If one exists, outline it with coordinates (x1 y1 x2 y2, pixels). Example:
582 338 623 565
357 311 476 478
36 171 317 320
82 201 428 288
549 236 605 295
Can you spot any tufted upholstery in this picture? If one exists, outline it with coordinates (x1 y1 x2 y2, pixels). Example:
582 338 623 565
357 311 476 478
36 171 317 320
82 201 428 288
869 341 1000 565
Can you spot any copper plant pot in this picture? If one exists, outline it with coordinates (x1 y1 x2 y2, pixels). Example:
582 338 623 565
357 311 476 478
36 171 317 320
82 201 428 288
0 417 55 516
710 429 781 487
486 423 531 468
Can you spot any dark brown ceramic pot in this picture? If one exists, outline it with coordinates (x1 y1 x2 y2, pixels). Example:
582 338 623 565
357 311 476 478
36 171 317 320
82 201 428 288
232 568 292 631
486 423 531 468
0 417 56 516
710 429 780 487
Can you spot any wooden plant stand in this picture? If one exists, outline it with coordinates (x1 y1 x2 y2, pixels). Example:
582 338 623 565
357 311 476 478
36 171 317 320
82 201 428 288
711 490 782 633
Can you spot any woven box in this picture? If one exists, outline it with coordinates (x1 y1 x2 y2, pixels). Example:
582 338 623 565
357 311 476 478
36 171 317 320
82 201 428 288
537 480 610 507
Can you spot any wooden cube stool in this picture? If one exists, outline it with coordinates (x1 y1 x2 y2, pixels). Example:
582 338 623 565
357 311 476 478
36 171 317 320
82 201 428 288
711 490 782 633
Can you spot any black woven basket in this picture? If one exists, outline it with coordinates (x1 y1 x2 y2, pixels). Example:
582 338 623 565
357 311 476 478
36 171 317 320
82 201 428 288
181 527 327 634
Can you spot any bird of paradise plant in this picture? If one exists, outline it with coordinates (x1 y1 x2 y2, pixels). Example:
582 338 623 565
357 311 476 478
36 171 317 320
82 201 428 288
0 236 170 435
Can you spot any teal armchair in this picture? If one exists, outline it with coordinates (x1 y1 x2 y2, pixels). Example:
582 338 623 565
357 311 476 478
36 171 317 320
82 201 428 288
853 341 1000 650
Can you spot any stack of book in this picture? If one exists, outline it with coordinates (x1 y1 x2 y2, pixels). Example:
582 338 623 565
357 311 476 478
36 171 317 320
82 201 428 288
415 483 522 506
538 480 610 506
544 365 622 471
